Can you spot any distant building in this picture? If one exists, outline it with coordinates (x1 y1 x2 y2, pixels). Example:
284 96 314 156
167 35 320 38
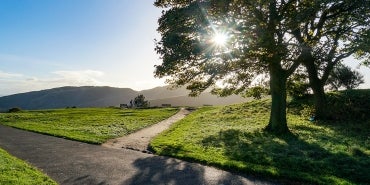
161 104 171 107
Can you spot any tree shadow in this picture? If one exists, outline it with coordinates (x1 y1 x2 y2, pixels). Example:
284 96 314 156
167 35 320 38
63 175 107 185
201 129 369 184
123 154 248 185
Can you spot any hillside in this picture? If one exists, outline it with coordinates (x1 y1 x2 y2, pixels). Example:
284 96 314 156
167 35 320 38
149 93 249 107
0 86 247 111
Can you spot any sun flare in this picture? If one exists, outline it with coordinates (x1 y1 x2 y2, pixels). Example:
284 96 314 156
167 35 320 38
213 32 228 46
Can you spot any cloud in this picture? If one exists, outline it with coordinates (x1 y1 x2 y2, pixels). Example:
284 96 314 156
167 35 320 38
0 71 23 78
52 70 104 85
0 69 105 96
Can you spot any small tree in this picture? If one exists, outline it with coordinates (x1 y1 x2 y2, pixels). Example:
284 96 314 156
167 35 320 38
327 64 365 91
133 94 149 108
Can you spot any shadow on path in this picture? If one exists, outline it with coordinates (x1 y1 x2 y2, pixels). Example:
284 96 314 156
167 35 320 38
123 156 259 185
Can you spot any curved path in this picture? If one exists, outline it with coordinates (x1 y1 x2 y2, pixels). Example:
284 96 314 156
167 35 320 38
0 119 278 185
102 108 191 152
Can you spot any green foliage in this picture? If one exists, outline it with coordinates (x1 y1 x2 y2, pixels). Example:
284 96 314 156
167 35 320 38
244 86 269 100
287 71 310 99
0 108 178 144
151 92 370 184
0 148 57 185
299 105 316 118
8 107 22 113
327 64 365 91
154 0 306 96
132 94 149 108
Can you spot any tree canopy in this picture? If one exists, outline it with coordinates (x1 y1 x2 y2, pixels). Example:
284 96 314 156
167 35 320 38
132 94 149 108
154 0 369 133
154 0 303 96
289 0 370 118
327 64 364 91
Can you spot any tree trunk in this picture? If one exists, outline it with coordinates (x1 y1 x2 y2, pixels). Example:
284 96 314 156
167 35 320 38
265 63 289 134
303 60 327 119
311 82 327 119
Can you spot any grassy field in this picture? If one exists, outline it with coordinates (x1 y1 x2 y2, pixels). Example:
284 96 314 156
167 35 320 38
0 148 57 185
150 90 370 185
0 107 178 144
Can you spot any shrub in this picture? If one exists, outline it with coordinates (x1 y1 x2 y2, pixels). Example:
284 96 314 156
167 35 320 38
289 89 370 121
300 105 316 119
325 90 370 120
8 107 22 113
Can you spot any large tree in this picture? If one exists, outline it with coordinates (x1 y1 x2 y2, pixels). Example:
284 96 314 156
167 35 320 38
153 0 368 133
289 0 370 118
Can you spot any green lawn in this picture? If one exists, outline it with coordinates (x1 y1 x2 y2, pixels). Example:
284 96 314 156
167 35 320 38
150 97 370 184
0 107 178 144
0 148 57 185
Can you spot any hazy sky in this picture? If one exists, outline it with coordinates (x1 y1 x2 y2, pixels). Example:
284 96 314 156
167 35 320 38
0 0 369 96
0 0 165 96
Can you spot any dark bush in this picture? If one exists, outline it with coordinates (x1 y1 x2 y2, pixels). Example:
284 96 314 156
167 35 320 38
325 89 370 120
289 89 370 121
8 107 22 113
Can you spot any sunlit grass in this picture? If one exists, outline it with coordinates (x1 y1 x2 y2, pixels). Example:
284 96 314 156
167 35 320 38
150 94 370 184
0 107 178 144
0 148 57 185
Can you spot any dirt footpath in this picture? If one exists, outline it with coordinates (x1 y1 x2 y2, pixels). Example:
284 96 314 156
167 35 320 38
102 108 191 152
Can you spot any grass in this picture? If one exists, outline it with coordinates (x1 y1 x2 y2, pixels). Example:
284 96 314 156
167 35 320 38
0 148 57 185
150 90 370 185
0 107 178 144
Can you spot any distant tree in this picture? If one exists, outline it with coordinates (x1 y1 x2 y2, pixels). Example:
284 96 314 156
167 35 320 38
326 64 364 91
133 94 149 108
8 107 22 113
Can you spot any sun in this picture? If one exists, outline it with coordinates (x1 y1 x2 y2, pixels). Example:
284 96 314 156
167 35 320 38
212 32 228 46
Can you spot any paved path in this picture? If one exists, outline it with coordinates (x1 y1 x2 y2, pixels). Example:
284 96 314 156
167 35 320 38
102 108 191 152
0 126 277 185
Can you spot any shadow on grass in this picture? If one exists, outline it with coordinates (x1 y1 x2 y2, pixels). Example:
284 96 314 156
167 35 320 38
123 156 248 185
201 129 369 184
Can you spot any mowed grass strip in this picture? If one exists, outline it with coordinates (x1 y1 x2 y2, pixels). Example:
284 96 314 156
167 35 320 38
0 148 57 185
150 98 369 184
0 107 178 144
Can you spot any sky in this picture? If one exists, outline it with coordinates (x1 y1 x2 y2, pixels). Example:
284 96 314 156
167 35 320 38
0 0 166 96
0 0 369 96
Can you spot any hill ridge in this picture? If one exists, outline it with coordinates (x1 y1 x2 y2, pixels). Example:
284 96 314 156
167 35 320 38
0 86 247 111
